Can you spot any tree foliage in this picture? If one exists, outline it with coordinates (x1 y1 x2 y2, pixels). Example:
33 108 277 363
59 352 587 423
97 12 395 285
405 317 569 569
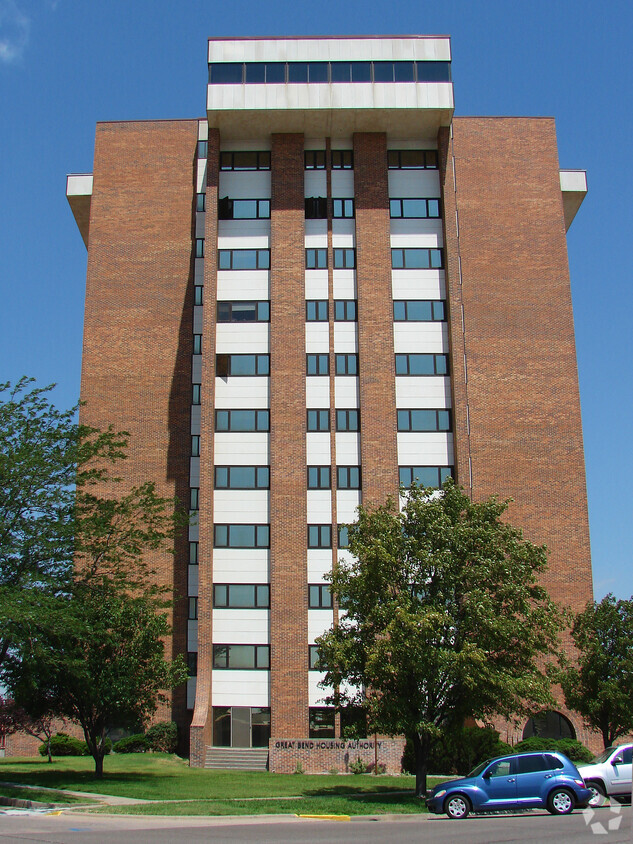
0 697 58 762
316 481 564 796
558 594 633 749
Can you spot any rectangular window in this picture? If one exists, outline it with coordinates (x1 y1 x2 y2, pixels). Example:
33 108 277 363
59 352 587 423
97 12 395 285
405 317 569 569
216 354 270 377
333 198 354 218
215 466 270 489
193 335 202 355
306 354 330 376
397 409 452 432
306 300 328 321
306 248 328 269
309 707 335 738
309 645 326 670
191 435 200 457
245 62 286 83
389 198 441 218
305 150 326 170
399 466 454 488
188 596 198 620
309 584 333 609
338 525 349 548
336 409 360 431
337 466 361 489
305 197 328 219
209 62 243 84
217 301 270 322
330 61 371 82
189 541 198 565
393 300 445 321
218 249 270 270
334 300 357 321
195 239 205 258
218 198 271 220
417 61 452 82
331 150 353 169
187 652 198 676
333 248 356 269
194 286 204 306
391 248 443 269
308 524 332 548
212 644 270 670
197 140 208 159
196 192 206 212
335 354 358 376
395 354 449 376
307 409 330 432
307 466 331 489
192 384 201 405
387 149 438 170
219 151 271 171
215 409 270 432
213 583 270 608
190 488 199 511
214 524 270 549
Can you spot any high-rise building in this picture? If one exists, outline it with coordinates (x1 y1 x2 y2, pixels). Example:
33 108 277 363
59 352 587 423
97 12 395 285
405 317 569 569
66 35 593 769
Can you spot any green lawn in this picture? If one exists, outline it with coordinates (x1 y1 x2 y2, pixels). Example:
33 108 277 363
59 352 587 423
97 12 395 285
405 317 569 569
0 754 441 815
0 784 96 805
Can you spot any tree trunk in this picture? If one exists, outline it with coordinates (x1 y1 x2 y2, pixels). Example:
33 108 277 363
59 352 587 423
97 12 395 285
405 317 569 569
412 732 429 798
46 739 52 763
94 750 104 778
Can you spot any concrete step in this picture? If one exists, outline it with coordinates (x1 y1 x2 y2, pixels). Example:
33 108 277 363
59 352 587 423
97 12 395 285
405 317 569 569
204 747 269 771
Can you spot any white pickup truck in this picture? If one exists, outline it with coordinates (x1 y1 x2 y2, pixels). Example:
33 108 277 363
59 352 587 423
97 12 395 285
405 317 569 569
578 744 632 806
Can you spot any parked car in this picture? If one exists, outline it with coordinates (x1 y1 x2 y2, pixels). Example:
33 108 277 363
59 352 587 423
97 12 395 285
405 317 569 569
426 751 591 819
577 744 632 806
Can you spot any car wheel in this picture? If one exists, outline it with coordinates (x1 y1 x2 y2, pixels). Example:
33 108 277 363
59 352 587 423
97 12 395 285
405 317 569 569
444 793 470 819
547 788 575 815
586 781 608 807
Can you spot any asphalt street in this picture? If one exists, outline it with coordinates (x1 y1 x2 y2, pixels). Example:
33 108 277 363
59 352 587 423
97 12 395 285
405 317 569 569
0 807 630 844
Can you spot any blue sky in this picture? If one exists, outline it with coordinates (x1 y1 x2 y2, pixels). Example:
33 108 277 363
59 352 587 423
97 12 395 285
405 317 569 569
1 0 630 601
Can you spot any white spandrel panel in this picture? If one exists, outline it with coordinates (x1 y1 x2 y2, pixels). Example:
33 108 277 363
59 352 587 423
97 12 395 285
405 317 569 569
306 377 330 407
188 620 198 651
397 433 454 466
219 171 271 198
196 212 205 239
305 219 327 245
331 229 355 248
212 610 270 644
209 37 451 64
309 672 330 706
307 491 333 523
334 377 359 407
391 270 445 300
309 609 335 642
213 490 269 523
195 259 205 284
212 550 269 582
305 323 329 353
217 271 270 300
305 171 327 197
393 323 448 353
336 490 361 524
390 223 443 248
214 433 269 464
187 678 197 710
332 270 356 299
188 565 199 597
197 160 207 193
388 170 440 198
214 378 270 408
212 671 269 707
216 323 269 354
307 549 334 581
333 323 358 353
305 270 329 299
217 221 270 248
395 377 452 408
335 433 360 464
306 433 331 464
330 171 354 197
190 456 200 485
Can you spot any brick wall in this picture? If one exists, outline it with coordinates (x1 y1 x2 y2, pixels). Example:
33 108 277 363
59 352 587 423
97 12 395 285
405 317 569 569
269 134 309 737
79 119 199 735
269 737 405 774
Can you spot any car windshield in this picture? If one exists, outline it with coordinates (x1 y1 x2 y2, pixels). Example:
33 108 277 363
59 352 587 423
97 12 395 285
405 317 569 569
467 760 490 778
591 748 615 764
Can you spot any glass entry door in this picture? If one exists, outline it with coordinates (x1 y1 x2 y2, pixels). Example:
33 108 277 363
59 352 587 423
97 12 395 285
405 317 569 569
212 706 270 747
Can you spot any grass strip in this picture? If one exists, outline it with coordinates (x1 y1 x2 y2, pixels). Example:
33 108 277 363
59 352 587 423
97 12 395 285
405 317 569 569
0 784 95 805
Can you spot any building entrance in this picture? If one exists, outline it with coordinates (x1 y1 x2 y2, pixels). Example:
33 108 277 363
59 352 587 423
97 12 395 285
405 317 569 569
212 706 270 747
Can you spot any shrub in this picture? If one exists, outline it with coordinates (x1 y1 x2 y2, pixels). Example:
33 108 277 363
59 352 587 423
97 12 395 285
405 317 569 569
145 721 178 753
513 736 593 763
293 761 304 774
113 733 150 753
349 756 368 774
402 726 513 776
38 732 87 757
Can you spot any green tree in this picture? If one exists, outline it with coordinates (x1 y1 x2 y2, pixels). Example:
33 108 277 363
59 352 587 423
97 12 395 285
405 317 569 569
316 480 564 797
558 594 633 749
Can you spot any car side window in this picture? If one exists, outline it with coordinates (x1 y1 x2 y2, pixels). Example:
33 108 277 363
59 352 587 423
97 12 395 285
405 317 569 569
618 747 632 764
517 755 549 774
487 758 513 778
544 754 565 770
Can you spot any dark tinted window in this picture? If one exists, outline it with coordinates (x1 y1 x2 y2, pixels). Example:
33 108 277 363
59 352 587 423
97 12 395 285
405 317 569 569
209 63 243 84
517 754 549 774
544 754 565 770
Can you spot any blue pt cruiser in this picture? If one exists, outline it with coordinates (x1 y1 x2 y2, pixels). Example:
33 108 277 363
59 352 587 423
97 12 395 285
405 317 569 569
427 751 591 819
